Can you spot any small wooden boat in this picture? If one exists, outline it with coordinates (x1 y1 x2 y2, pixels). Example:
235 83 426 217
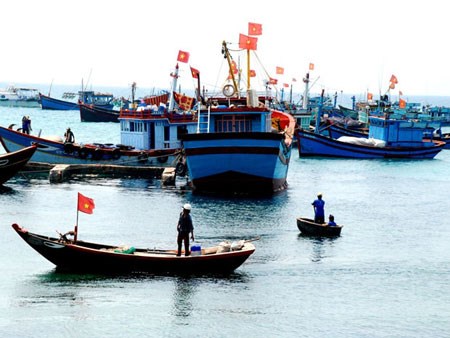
12 223 256 275
0 145 37 185
296 217 343 237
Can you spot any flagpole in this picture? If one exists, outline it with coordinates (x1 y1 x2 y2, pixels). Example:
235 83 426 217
74 202 79 243
247 49 250 90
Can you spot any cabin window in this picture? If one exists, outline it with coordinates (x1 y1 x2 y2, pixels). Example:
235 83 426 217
215 115 252 132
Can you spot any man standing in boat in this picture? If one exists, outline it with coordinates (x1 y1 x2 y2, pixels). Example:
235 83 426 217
177 203 194 256
312 193 325 224
21 116 32 134
64 127 75 144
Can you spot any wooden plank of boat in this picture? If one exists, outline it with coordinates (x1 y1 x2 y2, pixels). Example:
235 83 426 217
296 217 343 237
12 223 256 275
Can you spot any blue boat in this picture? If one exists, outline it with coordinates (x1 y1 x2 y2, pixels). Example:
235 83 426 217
40 90 115 110
296 94 445 159
180 41 295 194
0 107 198 167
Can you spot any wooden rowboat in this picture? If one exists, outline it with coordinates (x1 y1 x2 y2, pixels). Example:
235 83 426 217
0 145 37 185
296 217 343 237
12 223 255 275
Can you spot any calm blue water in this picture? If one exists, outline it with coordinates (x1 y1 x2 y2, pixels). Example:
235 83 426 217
1 92 450 337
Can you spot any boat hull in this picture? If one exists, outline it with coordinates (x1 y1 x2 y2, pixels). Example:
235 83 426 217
0 145 37 184
80 103 119 123
40 93 79 110
182 132 292 194
12 224 255 275
0 126 178 167
296 217 342 237
297 129 444 159
0 99 40 108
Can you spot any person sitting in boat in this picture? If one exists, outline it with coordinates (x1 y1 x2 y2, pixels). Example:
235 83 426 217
312 193 325 224
176 203 195 257
64 127 75 144
328 214 337 226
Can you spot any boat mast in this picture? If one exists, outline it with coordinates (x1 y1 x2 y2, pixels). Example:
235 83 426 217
315 89 324 134
302 72 310 110
222 41 239 97
168 64 179 111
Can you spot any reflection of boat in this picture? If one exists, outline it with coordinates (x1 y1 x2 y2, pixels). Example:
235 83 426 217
0 85 40 108
40 90 115 110
296 217 342 237
0 145 37 185
181 41 295 194
79 103 119 122
12 223 256 274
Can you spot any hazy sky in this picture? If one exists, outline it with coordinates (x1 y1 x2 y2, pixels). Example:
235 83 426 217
2 0 449 98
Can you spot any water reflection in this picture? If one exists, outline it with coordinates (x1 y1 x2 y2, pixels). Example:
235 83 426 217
171 277 197 317
298 234 340 263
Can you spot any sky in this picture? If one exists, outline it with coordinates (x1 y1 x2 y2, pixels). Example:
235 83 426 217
2 0 450 99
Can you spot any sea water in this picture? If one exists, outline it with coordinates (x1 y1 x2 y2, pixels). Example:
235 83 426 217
0 94 450 337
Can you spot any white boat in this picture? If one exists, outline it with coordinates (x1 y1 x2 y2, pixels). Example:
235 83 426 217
0 85 40 108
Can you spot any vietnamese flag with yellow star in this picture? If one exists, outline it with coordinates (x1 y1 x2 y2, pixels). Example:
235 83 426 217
78 192 95 214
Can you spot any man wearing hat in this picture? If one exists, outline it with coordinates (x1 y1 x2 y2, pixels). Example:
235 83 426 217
176 203 195 256
312 193 325 224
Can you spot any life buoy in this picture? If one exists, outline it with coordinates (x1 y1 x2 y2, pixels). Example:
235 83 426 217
111 148 121 160
78 147 88 159
222 84 236 97
175 162 187 177
157 155 168 164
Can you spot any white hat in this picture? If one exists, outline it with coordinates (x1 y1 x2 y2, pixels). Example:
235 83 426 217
183 203 191 211
317 192 323 197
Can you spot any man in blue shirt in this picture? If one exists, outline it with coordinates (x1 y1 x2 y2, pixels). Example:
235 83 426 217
328 214 337 226
312 193 325 223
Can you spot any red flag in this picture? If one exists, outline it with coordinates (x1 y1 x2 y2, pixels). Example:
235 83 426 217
248 22 262 36
177 50 190 63
399 98 406 109
239 34 258 50
309 63 315 70
276 66 284 75
269 77 278 85
250 70 256 77
367 92 373 100
173 92 195 111
390 74 398 84
190 66 200 79
231 60 238 74
283 83 289 88
78 192 95 214
389 82 395 89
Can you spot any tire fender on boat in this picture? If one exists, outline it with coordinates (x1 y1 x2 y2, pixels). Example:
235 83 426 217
138 152 149 163
111 148 121 160
175 161 187 177
78 147 88 159
157 155 168 164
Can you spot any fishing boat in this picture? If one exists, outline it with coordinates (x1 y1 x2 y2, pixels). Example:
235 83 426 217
11 223 255 274
79 102 120 122
0 85 40 108
296 217 343 237
296 93 446 159
0 145 37 185
40 90 115 110
180 40 296 194
0 105 197 167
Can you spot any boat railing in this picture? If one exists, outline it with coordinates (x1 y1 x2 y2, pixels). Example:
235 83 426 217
119 109 196 122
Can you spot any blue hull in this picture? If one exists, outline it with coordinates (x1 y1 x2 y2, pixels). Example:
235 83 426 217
40 94 79 110
297 129 444 159
182 132 291 194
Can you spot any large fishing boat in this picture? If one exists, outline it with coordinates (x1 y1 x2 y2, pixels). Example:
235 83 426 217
180 38 295 194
